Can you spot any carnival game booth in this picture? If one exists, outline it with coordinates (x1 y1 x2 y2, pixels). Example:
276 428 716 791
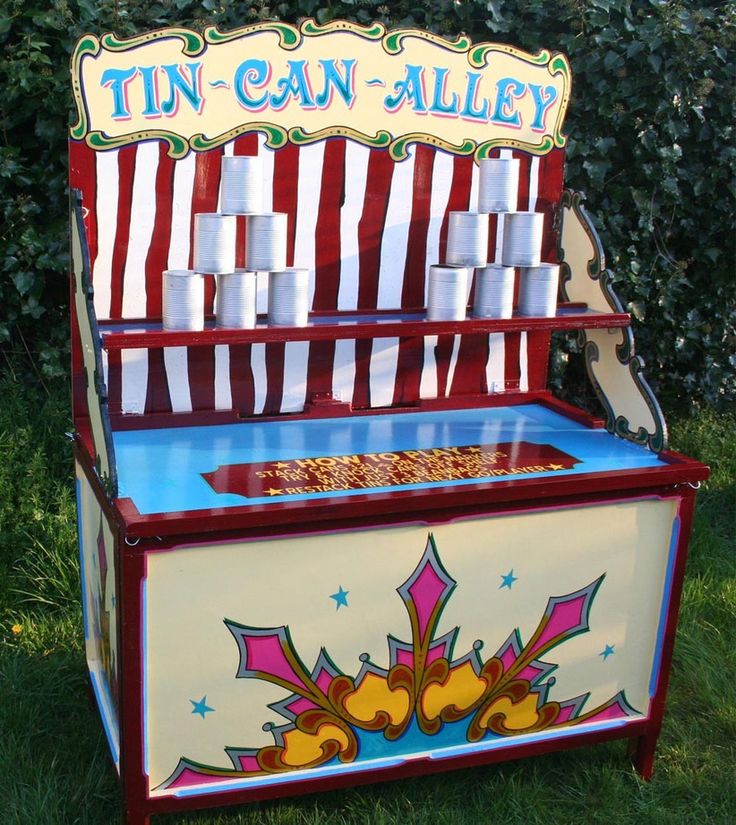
69 20 708 825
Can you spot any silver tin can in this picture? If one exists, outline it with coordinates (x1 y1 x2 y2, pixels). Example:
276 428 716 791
518 263 560 317
501 211 544 267
193 213 237 274
162 269 205 331
215 269 257 329
220 155 263 215
473 264 516 319
446 212 489 267
478 157 520 213
427 265 470 321
268 268 309 327
246 212 288 272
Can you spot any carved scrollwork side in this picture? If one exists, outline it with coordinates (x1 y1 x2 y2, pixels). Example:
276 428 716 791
70 190 118 496
557 190 667 452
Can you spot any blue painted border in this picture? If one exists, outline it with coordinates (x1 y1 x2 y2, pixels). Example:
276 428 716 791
648 512 681 699
90 666 121 771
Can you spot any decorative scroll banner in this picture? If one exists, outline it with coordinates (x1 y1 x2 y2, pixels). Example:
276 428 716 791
202 441 579 499
70 19 571 160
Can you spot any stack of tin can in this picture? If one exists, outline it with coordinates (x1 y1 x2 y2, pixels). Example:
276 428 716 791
161 155 313 330
425 153 559 322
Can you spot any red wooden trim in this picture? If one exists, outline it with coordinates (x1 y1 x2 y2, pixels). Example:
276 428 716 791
630 489 697 779
111 408 241 430
99 306 631 350
115 461 709 540
537 394 606 428
119 541 151 825
73 437 127 533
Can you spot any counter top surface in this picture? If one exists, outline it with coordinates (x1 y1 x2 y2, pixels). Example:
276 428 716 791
113 404 669 517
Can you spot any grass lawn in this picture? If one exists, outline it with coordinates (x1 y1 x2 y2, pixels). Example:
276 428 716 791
0 365 734 825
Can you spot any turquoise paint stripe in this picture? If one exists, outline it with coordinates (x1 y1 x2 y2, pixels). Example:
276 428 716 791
90 668 120 770
75 478 90 641
168 715 639 799
649 514 681 699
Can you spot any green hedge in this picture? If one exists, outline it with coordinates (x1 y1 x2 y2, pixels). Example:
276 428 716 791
1 0 734 408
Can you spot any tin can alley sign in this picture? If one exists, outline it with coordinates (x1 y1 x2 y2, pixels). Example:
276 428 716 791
71 19 571 160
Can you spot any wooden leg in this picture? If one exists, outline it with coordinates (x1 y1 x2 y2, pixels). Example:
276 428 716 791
628 730 658 780
123 805 150 825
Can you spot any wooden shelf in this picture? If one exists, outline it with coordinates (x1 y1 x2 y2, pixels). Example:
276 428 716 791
99 303 630 351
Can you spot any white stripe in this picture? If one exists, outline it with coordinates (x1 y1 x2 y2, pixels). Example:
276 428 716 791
369 338 400 408
251 343 267 415
419 335 439 399
258 135 275 212
528 156 540 211
122 142 159 319
331 338 357 403
120 348 149 414
486 333 506 393
280 342 310 413
445 336 462 397
494 149 514 263
101 349 109 395
377 149 415 309
163 347 192 412
256 139 275 313
519 331 529 392
423 150 455 301
93 149 119 319
167 153 196 270
337 141 370 311
418 151 455 400
468 155 480 213
293 142 326 307
214 345 232 410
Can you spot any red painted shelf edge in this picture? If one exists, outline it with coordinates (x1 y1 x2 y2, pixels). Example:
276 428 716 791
99 306 631 350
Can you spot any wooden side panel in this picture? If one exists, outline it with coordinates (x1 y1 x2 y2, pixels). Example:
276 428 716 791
558 191 667 451
76 459 120 770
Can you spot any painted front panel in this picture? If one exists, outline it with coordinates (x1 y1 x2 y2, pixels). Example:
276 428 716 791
143 496 679 799
75 461 120 769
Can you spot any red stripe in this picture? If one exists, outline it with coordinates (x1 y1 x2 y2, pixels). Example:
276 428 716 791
145 143 175 317
356 149 395 310
433 335 456 398
262 145 301 414
526 330 551 391
143 143 176 414
185 150 222 411
109 146 137 319
313 139 346 310
144 349 172 414
351 339 373 409
68 141 98 277
229 344 256 415
107 351 122 415
514 149 533 212
504 331 522 391
538 148 566 262
392 145 435 405
306 138 346 404
449 335 490 396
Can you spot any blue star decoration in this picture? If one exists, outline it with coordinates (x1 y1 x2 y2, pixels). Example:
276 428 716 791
600 644 616 661
499 569 518 590
190 696 215 718
330 585 349 610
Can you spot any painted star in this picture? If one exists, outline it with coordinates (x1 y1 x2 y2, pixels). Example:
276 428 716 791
265 487 284 496
330 585 349 610
499 569 518 589
273 462 291 469
600 644 616 661
190 696 215 718
547 463 565 471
